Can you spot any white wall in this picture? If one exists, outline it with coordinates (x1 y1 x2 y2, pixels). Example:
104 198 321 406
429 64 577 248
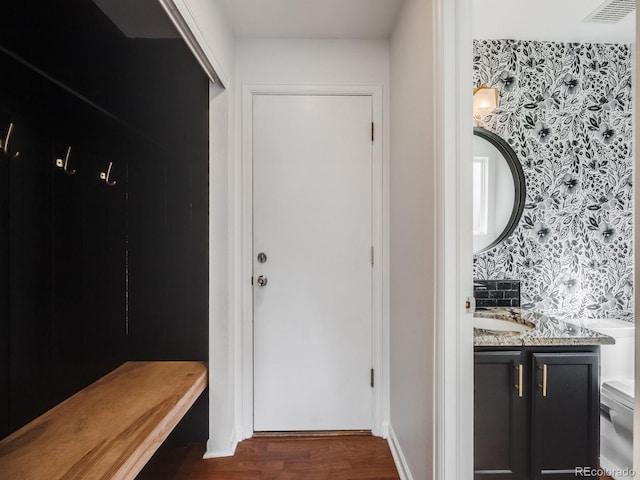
388 0 436 478
173 0 235 86
207 86 238 457
235 38 389 85
171 0 237 458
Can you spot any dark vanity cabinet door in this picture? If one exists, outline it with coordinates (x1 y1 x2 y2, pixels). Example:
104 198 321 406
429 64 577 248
474 351 525 479
531 352 599 480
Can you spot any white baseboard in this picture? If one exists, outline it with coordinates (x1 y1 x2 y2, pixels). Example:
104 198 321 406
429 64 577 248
380 420 390 439
203 428 239 458
387 424 414 480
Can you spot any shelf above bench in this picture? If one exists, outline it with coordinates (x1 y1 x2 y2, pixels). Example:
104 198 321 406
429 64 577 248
0 361 208 480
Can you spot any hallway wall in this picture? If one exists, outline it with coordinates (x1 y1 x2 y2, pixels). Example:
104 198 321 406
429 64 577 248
389 0 437 478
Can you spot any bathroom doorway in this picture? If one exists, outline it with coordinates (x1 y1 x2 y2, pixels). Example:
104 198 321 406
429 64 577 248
470 0 636 477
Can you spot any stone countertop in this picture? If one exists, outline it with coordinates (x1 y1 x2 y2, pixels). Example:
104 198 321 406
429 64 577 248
473 308 615 347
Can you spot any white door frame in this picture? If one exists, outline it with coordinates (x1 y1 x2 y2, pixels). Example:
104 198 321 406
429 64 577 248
434 0 474 478
240 83 387 439
634 9 640 473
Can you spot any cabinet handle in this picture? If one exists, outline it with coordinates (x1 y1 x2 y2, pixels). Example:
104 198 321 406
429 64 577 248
537 364 548 397
514 364 523 398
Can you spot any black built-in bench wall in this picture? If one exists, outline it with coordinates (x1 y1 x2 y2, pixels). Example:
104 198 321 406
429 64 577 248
0 0 209 441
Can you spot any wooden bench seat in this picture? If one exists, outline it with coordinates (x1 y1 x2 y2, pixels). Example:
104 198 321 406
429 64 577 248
0 361 207 480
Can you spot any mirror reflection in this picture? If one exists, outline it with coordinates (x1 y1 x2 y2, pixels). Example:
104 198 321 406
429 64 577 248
472 128 525 253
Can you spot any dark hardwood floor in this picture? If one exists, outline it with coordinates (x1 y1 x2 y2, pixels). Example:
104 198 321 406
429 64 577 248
137 435 400 480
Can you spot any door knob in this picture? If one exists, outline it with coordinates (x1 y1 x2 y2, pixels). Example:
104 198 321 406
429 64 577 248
257 275 268 287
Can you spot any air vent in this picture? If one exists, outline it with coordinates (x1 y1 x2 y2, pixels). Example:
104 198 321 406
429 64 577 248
584 0 635 23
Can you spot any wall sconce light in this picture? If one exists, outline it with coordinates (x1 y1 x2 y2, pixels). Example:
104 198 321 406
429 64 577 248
473 84 499 126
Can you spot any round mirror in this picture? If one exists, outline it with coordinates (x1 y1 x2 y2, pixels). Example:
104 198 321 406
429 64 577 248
473 127 526 253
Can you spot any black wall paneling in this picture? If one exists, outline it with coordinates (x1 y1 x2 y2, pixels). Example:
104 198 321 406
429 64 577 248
8 114 54 430
127 143 209 363
0 0 209 442
51 136 90 401
0 112 13 439
50 107 128 401
0 48 129 429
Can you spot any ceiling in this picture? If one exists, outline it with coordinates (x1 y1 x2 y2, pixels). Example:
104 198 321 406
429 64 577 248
93 0 180 38
218 0 404 39
217 0 634 42
92 0 634 44
473 0 635 43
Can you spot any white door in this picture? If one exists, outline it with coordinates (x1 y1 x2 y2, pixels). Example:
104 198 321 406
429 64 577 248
253 94 373 432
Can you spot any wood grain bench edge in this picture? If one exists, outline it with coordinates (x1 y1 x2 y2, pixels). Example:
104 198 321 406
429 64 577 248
0 361 208 480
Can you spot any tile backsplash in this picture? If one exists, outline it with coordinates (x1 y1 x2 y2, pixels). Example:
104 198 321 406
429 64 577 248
474 280 520 309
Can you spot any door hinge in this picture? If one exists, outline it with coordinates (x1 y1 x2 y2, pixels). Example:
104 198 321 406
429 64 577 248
371 122 374 142
251 276 253 285
370 368 375 388
370 246 374 266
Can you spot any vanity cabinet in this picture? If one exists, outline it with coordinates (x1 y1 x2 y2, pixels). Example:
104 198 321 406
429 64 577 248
475 346 599 480
530 352 599 479
474 351 525 479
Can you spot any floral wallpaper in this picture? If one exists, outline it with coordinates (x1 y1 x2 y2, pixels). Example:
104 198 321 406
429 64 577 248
473 39 633 322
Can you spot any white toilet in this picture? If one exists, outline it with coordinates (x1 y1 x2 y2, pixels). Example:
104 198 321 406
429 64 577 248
579 318 634 476
601 379 633 473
